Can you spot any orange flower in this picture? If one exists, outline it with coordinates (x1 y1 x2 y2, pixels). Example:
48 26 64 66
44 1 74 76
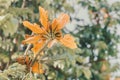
32 62 44 74
22 7 77 54
16 56 44 74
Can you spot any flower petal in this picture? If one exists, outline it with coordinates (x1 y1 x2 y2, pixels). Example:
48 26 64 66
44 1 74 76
31 40 45 55
55 13 70 30
32 62 44 74
52 19 58 31
39 7 48 29
47 39 57 48
60 34 77 49
23 21 43 33
25 34 31 39
22 35 41 44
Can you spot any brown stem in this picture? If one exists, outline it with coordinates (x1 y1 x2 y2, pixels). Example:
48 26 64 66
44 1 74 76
30 39 52 66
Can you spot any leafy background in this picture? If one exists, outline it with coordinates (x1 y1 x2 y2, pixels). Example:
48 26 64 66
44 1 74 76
0 0 120 80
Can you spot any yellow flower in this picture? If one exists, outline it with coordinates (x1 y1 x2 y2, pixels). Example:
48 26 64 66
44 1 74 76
22 7 77 55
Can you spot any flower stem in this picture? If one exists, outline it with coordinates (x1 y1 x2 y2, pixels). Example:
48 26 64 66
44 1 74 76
30 39 52 67
24 32 33 55
24 44 32 55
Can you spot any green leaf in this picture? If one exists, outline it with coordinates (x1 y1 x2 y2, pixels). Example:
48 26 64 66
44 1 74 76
75 56 85 63
94 41 108 50
76 66 82 77
47 72 56 80
0 14 18 36
82 68 91 79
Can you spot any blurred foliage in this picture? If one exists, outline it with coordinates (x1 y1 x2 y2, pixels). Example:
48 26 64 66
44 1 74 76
0 0 120 80
0 63 26 80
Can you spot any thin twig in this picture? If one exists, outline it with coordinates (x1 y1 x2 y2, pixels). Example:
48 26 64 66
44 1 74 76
30 39 52 67
21 0 26 8
40 57 66 64
24 33 33 55
24 44 32 55
5 46 11 69
22 73 29 80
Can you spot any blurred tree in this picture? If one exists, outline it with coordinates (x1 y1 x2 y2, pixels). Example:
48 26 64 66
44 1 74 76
71 0 120 80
